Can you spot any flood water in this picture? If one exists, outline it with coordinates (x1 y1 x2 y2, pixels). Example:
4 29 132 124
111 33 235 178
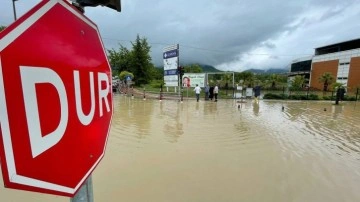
1 94 360 202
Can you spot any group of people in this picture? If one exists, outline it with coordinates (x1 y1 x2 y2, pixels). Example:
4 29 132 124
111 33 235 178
194 84 218 102
194 84 262 103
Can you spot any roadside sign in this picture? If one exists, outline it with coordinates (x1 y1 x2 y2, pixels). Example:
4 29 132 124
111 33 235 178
163 44 179 87
246 88 253 97
0 0 113 196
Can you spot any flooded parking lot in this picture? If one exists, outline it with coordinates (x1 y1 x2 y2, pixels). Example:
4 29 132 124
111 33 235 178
1 94 360 201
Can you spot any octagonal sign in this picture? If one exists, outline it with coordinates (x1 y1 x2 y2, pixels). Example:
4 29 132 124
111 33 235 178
0 0 113 196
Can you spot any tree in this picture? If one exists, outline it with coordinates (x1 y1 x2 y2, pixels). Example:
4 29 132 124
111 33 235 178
0 26 6 32
129 34 154 85
269 74 279 88
238 71 254 87
150 67 163 80
318 72 334 91
108 45 132 75
119 71 134 81
290 75 306 90
184 64 202 73
107 35 156 86
222 73 232 94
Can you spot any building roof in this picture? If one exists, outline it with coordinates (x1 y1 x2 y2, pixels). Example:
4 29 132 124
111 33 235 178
315 38 360 55
315 38 360 49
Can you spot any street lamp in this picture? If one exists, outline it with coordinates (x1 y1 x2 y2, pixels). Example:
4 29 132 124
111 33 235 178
12 0 18 21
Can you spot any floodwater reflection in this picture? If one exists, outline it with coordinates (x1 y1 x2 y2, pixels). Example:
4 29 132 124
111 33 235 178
1 95 360 202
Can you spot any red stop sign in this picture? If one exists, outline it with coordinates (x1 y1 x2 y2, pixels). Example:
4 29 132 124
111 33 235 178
0 0 113 196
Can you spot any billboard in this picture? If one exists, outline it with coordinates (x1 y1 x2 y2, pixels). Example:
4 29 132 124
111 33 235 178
163 45 179 87
182 73 206 88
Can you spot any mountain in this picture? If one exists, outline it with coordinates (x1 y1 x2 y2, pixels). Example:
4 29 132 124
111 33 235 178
198 64 222 72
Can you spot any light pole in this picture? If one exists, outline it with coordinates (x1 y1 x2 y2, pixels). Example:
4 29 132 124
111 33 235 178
12 0 18 21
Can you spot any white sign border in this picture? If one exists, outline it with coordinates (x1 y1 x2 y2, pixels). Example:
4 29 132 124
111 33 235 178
0 0 112 195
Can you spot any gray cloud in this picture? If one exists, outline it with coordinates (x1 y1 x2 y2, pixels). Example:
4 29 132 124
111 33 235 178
1 0 360 72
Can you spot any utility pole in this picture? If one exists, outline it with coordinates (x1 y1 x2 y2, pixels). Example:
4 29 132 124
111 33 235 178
12 0 18 21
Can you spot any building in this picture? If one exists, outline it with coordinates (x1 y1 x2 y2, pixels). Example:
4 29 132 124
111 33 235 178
289 56 312 86
289 38 360 91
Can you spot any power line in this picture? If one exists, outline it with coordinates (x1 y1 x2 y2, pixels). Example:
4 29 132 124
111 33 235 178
102 36 313 57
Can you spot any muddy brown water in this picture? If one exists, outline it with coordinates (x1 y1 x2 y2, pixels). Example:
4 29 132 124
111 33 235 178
1 94 360 202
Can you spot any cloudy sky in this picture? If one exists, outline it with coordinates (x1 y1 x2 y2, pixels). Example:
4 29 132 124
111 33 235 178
1 0 360 72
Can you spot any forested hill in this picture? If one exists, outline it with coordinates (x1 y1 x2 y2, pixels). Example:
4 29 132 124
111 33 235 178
199 64 222 72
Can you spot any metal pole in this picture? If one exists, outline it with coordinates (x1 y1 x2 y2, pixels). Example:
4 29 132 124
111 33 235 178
131 86 134 98
12 0 18 21
232 72 235 98
307 86 309 99
177 44 180 101
181 87 183 102
143 88 146 100
159 87 162 101
71 176 94 202
356 88 359 101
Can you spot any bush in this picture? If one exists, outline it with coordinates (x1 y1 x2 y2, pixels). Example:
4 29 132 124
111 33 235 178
149 80 164 89
263 93 286 99
343 96 357 101
263 93 320 100
308 94 320 100
288 95 307 100
322 96 332 100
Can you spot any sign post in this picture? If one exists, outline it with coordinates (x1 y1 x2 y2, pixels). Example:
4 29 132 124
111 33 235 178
163 44 179 88
0 0 113 197
71 176 94 202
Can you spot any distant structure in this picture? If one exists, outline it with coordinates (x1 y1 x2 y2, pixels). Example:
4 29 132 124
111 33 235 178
288 56 312 85
289 38 360 91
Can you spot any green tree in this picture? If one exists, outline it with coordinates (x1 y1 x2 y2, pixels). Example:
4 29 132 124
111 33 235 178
290 75 306 90
239 71 254 87
0 26 6 32
150 67 163 80
221 73 232 94
107 35 156 86
269 74 279 88
119 71 134 81
129 34 154 85
332 82 345 91
318 72 334 91
108 45 132 75
184 64 202 73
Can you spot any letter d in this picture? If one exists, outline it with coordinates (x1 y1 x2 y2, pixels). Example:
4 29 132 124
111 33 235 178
20 66 68 158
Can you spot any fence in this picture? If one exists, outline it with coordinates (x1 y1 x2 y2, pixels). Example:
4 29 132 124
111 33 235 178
116 86 359 101
261 87 359 101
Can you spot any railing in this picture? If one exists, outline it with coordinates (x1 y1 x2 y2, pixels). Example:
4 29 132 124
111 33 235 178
115 86 359 102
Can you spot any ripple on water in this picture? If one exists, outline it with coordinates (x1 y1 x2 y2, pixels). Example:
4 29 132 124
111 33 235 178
104 96 360 202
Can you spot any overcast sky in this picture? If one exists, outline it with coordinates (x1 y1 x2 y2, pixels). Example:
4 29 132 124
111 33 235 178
1 0 360 71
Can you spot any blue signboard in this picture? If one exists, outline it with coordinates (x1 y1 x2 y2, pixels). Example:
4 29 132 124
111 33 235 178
163 49 178 59
164 69 178 76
